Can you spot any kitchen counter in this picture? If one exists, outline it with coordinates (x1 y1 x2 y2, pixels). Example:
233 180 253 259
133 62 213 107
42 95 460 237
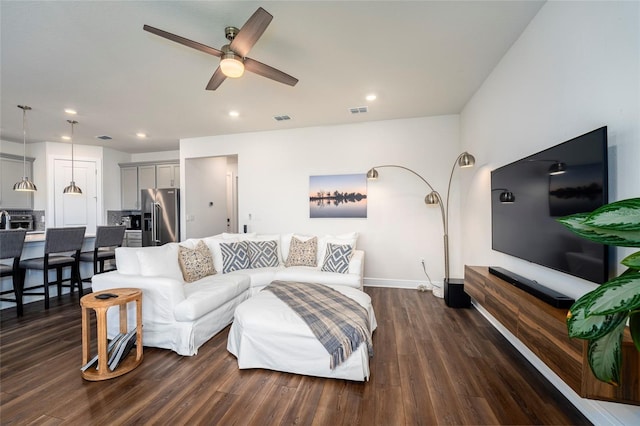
23 231 95 244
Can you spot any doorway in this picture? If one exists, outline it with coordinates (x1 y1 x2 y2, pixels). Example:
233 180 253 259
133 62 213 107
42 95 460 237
184 155 238 239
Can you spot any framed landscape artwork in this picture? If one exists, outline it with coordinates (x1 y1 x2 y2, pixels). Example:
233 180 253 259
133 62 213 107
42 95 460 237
309 173 367 218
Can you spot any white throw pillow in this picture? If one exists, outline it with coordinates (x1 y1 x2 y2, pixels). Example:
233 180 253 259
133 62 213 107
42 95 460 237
222 232 256 241
136 243 183 280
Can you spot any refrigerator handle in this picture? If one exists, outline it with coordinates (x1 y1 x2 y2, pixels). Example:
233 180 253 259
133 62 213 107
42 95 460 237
153 202 161 243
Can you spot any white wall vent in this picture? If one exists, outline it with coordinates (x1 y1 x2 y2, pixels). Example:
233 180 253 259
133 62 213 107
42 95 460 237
273 115 291 121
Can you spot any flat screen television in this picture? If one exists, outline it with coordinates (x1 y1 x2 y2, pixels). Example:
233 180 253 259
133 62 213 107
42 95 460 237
491 127 609 284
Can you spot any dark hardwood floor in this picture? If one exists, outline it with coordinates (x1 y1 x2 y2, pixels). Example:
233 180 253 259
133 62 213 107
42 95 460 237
0 287 589 425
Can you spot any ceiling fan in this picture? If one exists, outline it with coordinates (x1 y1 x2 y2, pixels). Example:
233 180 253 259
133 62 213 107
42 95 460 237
143 7 298 91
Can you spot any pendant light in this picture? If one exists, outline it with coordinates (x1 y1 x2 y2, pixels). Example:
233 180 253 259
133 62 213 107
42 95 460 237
13 105 37 191
63 120 82 195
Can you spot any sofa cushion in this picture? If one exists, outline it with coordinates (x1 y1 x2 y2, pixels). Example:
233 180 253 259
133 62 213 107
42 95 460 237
178 241 216 283
247 240 279 268
285 236 317 267
115 247 143 275
175 274 250 321
136 243 183 280
275 266 362 288
221 241 250 273
321 243 353 274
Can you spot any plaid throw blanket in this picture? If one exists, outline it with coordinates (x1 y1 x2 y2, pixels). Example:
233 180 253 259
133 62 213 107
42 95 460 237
265 280 373 369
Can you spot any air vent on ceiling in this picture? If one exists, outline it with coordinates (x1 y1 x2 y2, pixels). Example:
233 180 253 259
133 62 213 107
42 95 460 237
96 135 112 140
349 106 368 114
273 115 291 121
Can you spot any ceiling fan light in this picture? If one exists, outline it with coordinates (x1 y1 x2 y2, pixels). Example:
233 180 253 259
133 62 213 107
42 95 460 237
220 49 245 78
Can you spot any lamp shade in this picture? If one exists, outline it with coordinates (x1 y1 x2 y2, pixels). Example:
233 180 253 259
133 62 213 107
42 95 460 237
14 177 37 191
425 191 440 205
458 152 476 168
499 191 515 203
63 181 83 195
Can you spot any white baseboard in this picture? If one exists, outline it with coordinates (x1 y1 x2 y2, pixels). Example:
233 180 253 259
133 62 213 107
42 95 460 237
472 300 640 426
364 277 442 290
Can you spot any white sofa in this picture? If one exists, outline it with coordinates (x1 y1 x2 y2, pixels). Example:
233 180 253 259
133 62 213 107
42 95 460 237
91 232 364 356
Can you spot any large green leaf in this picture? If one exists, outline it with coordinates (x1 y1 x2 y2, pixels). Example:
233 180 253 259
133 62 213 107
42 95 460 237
584 272 640 316
567 295 627 339
622 251 640 270
583 198 640 232
630 311 640 353
587 319 626 385
557 214 640 247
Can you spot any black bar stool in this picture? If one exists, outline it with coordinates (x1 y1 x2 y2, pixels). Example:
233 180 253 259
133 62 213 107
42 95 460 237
0 230 27 317
20 226 86 309
78 225 126 281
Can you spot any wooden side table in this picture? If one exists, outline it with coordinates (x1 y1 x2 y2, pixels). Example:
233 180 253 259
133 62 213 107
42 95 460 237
81 288 143 381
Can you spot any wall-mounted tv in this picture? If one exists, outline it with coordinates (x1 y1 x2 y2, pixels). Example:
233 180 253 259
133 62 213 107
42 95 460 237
491 127 609 284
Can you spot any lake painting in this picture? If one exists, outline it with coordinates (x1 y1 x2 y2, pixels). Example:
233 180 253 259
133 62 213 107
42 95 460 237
309 174 367 218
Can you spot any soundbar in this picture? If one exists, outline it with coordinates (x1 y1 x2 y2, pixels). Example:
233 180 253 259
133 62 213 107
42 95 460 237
488 267 575 309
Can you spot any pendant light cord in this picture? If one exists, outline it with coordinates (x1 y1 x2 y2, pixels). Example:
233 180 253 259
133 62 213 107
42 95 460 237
68 120 77 183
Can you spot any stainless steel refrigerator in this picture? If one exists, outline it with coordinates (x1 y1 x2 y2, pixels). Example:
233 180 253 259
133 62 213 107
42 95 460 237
141 188 180 246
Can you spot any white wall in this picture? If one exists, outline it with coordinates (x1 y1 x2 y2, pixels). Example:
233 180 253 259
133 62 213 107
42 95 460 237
102 147 130 214
131 150 179 163
460 1 639 423
181 115 463 286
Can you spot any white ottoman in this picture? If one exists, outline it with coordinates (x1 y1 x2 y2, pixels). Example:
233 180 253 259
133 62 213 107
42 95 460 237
227 284 377 381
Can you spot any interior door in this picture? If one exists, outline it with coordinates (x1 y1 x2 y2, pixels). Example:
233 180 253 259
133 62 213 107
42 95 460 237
54 159 97 234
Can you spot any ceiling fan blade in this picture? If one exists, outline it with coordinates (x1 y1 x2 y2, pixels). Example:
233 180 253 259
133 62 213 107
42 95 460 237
244 57 298 87
143 24 222 57
206 67 227 90
229 7 273 57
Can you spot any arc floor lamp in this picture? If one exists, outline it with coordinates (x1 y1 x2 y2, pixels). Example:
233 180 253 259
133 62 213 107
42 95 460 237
367 152 475 306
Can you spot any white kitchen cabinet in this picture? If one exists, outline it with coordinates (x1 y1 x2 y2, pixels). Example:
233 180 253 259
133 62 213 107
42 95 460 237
119 161 178 210
120 166 139 210
138 165 156 192
156 164 180 188
0 155 34 209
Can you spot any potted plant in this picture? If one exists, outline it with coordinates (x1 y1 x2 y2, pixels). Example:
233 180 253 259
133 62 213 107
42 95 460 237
557 197 640 385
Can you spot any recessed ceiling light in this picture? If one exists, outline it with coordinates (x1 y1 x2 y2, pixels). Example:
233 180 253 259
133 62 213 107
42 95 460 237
136 132 147 138
64 109 77 115
365 94 377 101
229 110 240 118
61 135 71 140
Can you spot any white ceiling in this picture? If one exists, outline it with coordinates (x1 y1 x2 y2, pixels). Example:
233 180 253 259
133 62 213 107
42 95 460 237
0 1 544 154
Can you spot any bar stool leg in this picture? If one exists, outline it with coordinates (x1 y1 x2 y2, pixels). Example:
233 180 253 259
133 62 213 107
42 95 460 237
56 267 63 295
44 268 50 310
13 261 23 317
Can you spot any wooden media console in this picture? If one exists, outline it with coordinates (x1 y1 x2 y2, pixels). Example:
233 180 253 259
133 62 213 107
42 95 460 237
464 266 639 405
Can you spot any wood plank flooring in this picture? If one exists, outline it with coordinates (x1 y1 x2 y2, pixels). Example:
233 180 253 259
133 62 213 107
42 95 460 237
0 287 589 425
